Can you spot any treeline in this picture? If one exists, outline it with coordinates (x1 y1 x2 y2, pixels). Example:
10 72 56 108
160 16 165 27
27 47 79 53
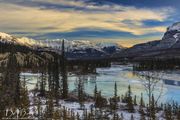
133 58 180 70
0 40 62 69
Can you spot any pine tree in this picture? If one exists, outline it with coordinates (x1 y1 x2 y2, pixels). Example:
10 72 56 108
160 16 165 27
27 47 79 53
140 93 145 107
134 95 137 105
75 76 85 109
61 39 68 99
94 83 98 100
95 91 107 109
39 72 46 97
114 82 117 98
113 82 118 110
20 76 30 118
126 85 134 113
131 114 134 120
109 82 119 111
139 105 146 120
52 61 60 103
44 92 54 119
37 96 42 119
150 94 156 120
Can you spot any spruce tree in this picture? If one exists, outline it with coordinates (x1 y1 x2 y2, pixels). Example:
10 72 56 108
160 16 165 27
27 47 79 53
131 114 134 120
61 39 68 99
113 82 118 110
39 72 46 97
94 83 97 101
150 94 156 120
20 76 30 118
44 92 54 119
140 93 145 107
139 105 146 120
126 85 134 113
95 91 107 109
75 76 85 109
134 95 137 105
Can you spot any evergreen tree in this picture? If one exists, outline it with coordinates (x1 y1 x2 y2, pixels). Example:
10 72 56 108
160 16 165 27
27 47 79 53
140 93 145 107
110 82 118 111
139 105 146 120
61 39 68 99
75 76 85 109
95 91 107 109
94 83 98 100
126 85 134 113
114 82 117 98
51 62 61 104
150 94 156 120
44 92 54 119
37 96 43 119
131 114 134 120
20 76 30 118
39 72 46 97
134 95 137 105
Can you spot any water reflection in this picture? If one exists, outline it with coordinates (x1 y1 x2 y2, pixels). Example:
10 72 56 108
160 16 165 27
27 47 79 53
1 63 180 104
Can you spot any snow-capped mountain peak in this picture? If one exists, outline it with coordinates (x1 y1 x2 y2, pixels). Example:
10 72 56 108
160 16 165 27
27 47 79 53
0 32 46 48
0 32 13 39
168 22 180 32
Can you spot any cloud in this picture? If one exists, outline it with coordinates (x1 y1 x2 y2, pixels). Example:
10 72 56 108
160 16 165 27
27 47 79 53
0 0 174 38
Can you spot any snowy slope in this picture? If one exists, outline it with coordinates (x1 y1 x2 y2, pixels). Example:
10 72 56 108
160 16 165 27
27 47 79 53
42 39 124 59
0 32 46 48
167 22 180 31
43 39 123 53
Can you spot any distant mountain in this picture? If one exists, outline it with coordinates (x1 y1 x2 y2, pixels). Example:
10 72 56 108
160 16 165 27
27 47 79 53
0 32 124 64
0 32 46 48
42 39 124 60
116 22 180 60
0 32 59 68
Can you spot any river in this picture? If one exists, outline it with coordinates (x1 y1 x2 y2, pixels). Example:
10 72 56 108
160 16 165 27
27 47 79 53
21 64 180 104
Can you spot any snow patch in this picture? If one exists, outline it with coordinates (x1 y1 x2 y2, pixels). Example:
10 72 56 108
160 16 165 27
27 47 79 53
168 22 180 31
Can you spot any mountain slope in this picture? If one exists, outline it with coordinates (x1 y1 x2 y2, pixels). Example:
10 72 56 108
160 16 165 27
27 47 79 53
116 22 180 60
42 39 124 60
0 32 46 48
0 32 59 68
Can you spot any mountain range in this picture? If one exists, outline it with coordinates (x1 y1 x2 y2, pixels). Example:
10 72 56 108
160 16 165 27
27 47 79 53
1 22 180 64
42 39 123 60
0 32 123 66
116 22 180 60
0 32 58 68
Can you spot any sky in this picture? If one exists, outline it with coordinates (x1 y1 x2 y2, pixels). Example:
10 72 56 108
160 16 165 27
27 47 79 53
0 0 180 47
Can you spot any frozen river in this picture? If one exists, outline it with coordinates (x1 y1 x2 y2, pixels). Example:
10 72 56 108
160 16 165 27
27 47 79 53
21 64 180 104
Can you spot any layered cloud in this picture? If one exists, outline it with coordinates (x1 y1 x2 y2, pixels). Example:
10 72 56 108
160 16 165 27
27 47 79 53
0 0 176 46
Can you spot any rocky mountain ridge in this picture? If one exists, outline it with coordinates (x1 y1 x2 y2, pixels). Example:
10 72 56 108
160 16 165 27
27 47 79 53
117 22 180 60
